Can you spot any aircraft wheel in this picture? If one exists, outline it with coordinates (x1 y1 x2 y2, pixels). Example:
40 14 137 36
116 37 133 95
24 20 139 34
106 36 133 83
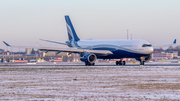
85 62 89 66
119 61 122 65
85 62 95 66
140 61 145 65
92 63 95 66
123 61 126 65
116 61 119 65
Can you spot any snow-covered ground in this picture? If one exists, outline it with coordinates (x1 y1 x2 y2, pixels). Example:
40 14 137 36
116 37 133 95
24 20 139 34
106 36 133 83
0 66 180 100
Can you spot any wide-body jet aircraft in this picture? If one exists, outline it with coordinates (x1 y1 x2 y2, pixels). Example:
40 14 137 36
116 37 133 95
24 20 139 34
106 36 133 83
3 15 176 66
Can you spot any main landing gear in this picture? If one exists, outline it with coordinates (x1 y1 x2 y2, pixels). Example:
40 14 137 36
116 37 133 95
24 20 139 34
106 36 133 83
85 62 95 66
116 60 126 65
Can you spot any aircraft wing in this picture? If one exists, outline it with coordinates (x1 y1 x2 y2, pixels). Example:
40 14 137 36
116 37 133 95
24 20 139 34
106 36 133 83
3 41 113 55
153 39 176 48
39 47 113 55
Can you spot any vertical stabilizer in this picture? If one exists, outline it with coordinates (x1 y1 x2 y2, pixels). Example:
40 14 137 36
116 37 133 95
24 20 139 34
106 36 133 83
65 15 80 41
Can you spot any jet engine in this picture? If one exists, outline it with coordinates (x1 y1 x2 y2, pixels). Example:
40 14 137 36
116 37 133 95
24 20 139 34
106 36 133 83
80 53 97 66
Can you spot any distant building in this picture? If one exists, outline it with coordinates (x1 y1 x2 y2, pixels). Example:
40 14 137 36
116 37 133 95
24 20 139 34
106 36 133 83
25 48 36 55
44 51 80 62
25 48 32 55
0 49 4 54
152 51 178 60
44 51 67 57
0 49 4 51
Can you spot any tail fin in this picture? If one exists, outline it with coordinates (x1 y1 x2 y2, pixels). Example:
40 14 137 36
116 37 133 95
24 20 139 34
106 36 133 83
65 15 80 41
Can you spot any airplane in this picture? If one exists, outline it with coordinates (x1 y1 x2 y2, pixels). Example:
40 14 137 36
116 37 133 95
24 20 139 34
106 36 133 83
3 15 176 66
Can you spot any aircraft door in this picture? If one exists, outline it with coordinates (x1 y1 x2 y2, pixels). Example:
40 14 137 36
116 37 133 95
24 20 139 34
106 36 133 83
116 42 120 50
134 42 139 51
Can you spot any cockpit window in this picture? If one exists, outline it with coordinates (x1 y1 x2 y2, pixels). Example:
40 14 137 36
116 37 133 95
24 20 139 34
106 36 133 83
142 44 152 47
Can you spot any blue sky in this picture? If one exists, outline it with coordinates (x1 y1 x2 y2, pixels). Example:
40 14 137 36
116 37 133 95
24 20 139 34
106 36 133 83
0 0 180 51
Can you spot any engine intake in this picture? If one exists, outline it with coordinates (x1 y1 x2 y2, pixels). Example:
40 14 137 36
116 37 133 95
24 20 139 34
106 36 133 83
80 53 97 64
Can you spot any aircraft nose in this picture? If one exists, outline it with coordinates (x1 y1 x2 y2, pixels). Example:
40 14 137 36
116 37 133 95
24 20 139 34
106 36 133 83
148 47 154 54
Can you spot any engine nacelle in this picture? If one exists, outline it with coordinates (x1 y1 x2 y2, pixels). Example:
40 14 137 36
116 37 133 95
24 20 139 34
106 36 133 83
80 53 97 64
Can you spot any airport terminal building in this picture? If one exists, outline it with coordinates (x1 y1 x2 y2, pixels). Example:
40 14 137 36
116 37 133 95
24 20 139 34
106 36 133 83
152 51 178 60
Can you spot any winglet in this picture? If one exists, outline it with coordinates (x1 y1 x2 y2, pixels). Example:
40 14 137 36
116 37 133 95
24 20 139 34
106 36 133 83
3 41 11 47
173 39 176 44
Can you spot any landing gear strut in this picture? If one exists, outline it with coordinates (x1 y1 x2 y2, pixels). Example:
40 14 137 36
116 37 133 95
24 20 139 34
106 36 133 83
140 57 145 66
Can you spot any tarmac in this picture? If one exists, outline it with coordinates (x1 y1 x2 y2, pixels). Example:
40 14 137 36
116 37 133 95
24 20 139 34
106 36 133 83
1 61 180 66
0 62 180 100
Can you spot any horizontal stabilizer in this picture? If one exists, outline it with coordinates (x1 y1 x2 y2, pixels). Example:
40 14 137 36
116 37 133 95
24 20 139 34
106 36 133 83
39 39 68 45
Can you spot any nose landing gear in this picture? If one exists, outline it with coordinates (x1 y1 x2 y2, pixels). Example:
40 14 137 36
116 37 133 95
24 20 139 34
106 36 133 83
139 57 145 68
140 61 145 65
140 57 145 66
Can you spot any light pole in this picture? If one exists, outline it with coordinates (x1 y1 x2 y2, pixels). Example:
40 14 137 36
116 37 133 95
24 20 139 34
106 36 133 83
130 34 133 40
127 29 129 39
